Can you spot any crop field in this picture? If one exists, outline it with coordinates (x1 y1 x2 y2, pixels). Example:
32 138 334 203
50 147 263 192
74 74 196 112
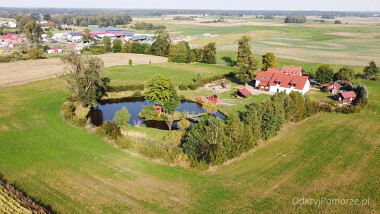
128 16 380 66
0 185 32 213
0 53 168 87
0 59 379 212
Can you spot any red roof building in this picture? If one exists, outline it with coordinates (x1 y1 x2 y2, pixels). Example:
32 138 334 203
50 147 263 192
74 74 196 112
153 104 162 114
323 82 341 94
0 33 22 45
280 66 303 76
48 21 54 25
336 91 356 104
235 88 251 98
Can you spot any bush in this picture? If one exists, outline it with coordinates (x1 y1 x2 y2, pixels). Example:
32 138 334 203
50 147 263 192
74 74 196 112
132 90 142 97
113 107 131 127
115 136 133 149
138 105 159 120
61 102 76 121
100 121 121 139
179 83 188 90
177 118 191 130
129 59 132 66
90 48 106 55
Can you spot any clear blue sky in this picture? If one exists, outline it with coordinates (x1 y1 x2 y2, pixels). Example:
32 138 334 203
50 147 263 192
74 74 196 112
1 0 380 11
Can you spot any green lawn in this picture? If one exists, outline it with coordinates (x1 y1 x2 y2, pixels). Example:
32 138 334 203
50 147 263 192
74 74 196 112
105 63 236 87
0 70 379 212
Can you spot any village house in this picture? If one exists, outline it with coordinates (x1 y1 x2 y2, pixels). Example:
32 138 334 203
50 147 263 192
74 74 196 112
254 66 310 94
0 33 23 46
52 32 69 41
60 24 68 28
46 47 63 54
323 82 341 94
36 20 48 25
336 91 356 104
235 88 251 98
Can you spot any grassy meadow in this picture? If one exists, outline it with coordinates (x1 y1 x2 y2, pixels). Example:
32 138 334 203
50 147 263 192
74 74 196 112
0 59 379 213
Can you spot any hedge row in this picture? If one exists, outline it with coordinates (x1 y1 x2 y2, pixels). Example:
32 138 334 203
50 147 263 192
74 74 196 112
106 84 145 92
189 72 235 90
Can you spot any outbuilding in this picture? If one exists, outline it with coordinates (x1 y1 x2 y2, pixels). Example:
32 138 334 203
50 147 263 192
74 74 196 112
336 91 356 104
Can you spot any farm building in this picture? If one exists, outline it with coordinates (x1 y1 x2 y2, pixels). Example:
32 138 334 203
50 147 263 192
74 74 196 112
153 104 162 114
131 35 151 42
336 91 356 104
91 26 122 34
323 82 341 94
235 88 251 98
93 33 117 41
67 32 82 42
46 47 63 54
60 24 68 28
52 32 68 41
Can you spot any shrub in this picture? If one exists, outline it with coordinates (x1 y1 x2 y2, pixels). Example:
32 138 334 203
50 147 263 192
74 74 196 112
75 106 90 119
90 48 106 55
132 90 142 97
100 121 121 139
177 118 191 130
179 83 188 90
61 102 76 121
113 107 131 127
139 105 159 120
115 136 133 149
129 59 132 66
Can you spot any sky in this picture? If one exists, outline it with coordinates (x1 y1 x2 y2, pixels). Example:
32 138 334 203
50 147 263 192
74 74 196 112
1 0 380 11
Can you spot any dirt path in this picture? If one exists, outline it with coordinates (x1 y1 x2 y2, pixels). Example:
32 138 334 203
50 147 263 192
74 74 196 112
0 53 168 87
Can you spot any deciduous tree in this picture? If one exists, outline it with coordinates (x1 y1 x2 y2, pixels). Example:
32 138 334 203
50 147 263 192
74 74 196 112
262 52 278 71
236 36 258 84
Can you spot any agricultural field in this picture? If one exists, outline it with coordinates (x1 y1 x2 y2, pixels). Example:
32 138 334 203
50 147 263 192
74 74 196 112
126 16 380 66
0 53 167 87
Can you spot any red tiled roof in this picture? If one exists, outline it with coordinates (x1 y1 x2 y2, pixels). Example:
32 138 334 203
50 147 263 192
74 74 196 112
269 73 309 90
267 68 279 73
323 82 341 90
2 33 21 39
254 71 274 81
239 88 251 96
259 81 269 87
49 47 62 50
280 66 303 76
340 91 356 99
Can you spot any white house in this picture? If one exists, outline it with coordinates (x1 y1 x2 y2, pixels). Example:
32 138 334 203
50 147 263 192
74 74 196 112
46 47 63 54
67 32 83 42
52 32 68 41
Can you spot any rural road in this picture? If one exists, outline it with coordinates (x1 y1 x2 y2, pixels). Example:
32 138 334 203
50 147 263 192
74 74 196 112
0 53 168 87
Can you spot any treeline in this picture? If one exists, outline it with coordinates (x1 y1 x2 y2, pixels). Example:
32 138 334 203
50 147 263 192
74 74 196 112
131 22 156 30
52 14 132 27
1 8 378 19
284 16 307 23
173 16 196 20
182 88 368 167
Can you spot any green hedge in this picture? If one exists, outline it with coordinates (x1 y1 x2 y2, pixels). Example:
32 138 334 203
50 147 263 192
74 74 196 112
106 84 145 92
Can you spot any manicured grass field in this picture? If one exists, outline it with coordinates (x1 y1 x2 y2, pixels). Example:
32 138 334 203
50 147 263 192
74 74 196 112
104 63 236 87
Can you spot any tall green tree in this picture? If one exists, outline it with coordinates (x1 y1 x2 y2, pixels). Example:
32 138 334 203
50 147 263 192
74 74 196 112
236 36 258 84
203 42 217 64
145 74 179 114
113 107 131 127
363 61 379 76
151 26 170 56
102 36 111 52
82 29 93 44
262 52 278 71
289 91 306 122
168 41 193 63
43 13 52 21
60 51 107 107
334 66 354 81
112 39 122 53
315 65 334 84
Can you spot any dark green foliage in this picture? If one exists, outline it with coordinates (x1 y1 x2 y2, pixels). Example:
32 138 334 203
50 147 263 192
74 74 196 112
82 29 93 44
99 121 121 139
60 51 106 107
316 65 334 84
262 52 278 71
90 48 106 55
284 16 307 23
168 41 193 63
183 116 227 166
130 42 150 54
28 45 44 60
194 48 204 62
363 61 379 76
202 42 217 64
334 66 354 81
129 59 133 66
236 36 258 83
122 41 132 53
179 83 188 90
132 21 156 30
335 20 342 24
43 45 50 52
132 91 142 97
145 75 179 114
289 91 306 122
304 94 318 117
102 36 111 52
112 39 122 53
151 26 170 57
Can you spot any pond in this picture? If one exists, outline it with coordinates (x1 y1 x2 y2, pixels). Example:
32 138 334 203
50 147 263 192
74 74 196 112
88 97 226 130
